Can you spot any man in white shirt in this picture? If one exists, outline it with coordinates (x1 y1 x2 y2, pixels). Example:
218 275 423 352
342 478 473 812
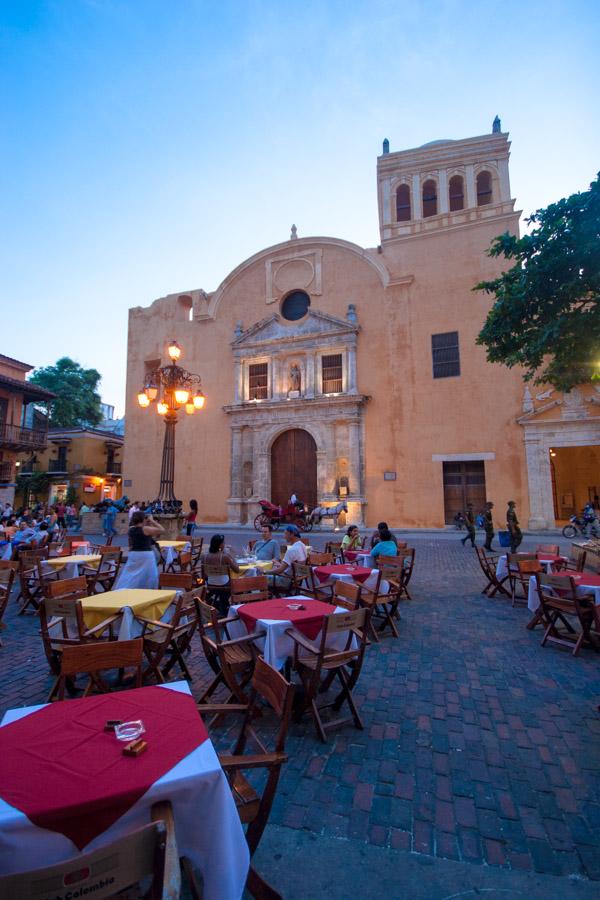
269 524 307 591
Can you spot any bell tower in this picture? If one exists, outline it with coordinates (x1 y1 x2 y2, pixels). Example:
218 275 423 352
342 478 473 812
377 118 515 243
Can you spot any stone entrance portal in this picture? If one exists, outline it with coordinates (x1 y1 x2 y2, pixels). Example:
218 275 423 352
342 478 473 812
271 428 317 511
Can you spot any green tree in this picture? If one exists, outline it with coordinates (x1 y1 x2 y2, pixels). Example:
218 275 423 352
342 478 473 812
474 174 600 392
30 357 103 427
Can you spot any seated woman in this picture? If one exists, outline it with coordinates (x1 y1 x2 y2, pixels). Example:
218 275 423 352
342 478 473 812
202 534 240 612
341 525 362 552
370 528 398 560
113 511 164 590
252 524 280 561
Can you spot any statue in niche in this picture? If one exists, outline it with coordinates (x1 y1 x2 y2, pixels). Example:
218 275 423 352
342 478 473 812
288 364 301 394
347 303 357 324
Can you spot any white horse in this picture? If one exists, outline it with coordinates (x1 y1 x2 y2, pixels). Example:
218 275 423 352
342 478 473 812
310 500 348 529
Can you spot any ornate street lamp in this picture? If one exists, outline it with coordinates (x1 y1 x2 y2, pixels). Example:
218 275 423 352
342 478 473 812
137 339 205 502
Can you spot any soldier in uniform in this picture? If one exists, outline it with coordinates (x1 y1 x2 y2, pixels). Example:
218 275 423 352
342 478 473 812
507 500 523 553
461 503 476 548
483 501 495 551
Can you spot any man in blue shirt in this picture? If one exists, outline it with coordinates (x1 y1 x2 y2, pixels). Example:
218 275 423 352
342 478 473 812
253 524 280 561
103 501 118 539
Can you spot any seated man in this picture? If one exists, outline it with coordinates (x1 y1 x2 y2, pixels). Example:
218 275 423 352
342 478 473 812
269 524 307 592
8 521 37 559
253 524 280 561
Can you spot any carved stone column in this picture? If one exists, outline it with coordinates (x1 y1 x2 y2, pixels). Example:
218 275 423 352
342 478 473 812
233 358 243 403
412 173 422 220
465 163 476 208
306 353 315 398
347 346 357 394
438 169 449 214
347 419 362 496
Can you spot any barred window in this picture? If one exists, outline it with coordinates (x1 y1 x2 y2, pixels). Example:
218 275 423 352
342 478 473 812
476 170 493 206
396 184 411 222
249 363 268 400
321 354 343 393
449 175 464 211
422 179 438 217
432 332 460 379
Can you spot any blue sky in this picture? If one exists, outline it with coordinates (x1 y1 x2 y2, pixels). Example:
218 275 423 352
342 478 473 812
1 0 598 414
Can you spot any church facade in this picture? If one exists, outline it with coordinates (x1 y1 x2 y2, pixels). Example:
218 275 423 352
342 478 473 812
123 124 600 529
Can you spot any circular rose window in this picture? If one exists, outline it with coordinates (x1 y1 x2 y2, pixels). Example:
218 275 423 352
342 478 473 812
281 290 310 321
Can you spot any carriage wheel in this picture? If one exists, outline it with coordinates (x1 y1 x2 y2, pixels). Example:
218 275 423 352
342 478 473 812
302 518 313 532
254 513 271 530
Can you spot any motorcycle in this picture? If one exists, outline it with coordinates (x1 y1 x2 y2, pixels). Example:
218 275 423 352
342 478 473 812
562 514 600 540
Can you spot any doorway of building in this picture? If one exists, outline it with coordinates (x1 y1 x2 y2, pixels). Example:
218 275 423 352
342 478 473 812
549 445 600 520
442 461 487 524
271 429 317 511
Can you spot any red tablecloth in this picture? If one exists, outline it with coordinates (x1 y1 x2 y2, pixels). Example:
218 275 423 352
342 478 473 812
0 686 207 850
536 553 567 564
342 549 364 561
551 572 600 586
314 564 372 584
238 598 334 641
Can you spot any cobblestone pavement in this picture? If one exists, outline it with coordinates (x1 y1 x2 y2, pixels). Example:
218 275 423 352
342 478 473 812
2 536 600 888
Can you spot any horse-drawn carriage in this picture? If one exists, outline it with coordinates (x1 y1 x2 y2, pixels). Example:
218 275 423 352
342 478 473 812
254 500 313 532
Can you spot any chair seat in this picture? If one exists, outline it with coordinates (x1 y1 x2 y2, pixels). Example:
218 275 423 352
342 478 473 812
297 648 358 670
230 771 261 821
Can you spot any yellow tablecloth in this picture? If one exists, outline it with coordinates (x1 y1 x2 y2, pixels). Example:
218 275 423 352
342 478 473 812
233 560 273 578
157 541 188 550
46 554 101 571
80 588 176 631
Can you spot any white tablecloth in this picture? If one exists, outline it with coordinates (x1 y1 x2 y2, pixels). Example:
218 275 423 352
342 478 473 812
228 597 357 671
496 555 562 580
527 575 600 612
312 566 389 595
0 682 249 900
161 542 190 568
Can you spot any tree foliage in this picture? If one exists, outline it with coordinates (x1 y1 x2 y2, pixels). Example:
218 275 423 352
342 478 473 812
474 174 600 392
30 357 103 428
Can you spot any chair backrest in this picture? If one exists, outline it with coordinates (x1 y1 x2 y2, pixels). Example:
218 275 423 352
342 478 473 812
517 559 542 575
60 637 143 683
325 607 367 636
20 548 49 568
395 541 408 549
376 554 401 568
230 575 269 603
177 550 192 570
159 571 194 590
536 544 560 555
332 579 361 609
44 575 88 601
0 560 19 577
325 542 343 556
0 818 169 900
569 546 587 570
508 552 536 564
536 572 577 603
309 551 334 565
249 656 295 750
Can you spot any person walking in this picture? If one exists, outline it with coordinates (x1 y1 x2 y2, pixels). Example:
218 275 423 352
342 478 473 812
461 503 476 548
102 500 118 540
185 499 198 537
483 501 495 551
114 511 164 590
507 500 523 553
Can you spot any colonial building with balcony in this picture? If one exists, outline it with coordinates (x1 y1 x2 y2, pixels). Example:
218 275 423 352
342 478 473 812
0 354 55 505
18 426 124 506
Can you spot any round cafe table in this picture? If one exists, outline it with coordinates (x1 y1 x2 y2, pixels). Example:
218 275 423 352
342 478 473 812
233 559 273 578
496 552 567 580
157 540 189 569
527 571 600 612
228 596 354 670
44 554 101 580
80 588 177 640
313 564 372 585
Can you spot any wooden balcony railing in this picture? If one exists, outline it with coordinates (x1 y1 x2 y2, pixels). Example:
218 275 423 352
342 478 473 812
107 461 122 474
0 461 14 482
0 422 49 451
48 459 68 473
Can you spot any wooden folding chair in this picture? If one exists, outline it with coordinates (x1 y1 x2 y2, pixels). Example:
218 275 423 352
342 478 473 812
203 563 232 613
159 571 194 591
40 577 122 701
325 541 344 562
190 536 204 568
512 558 542 607
288 607 370 742
475 547 509 597
197 597 266 706
0 562 17 646
291 562 333 601
536 544 560 556
308 551 334 565
198 656 295 900
166 548 192 574
138 590 200 683
331 579 361 610
84 547 122 593
361 566 401 638
58 637 143 699
0 814 175 900
398 547 416 600
559 546 587 573
535 573 599 656
16 548 51 614
230 575 270 604
506 553 536 603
